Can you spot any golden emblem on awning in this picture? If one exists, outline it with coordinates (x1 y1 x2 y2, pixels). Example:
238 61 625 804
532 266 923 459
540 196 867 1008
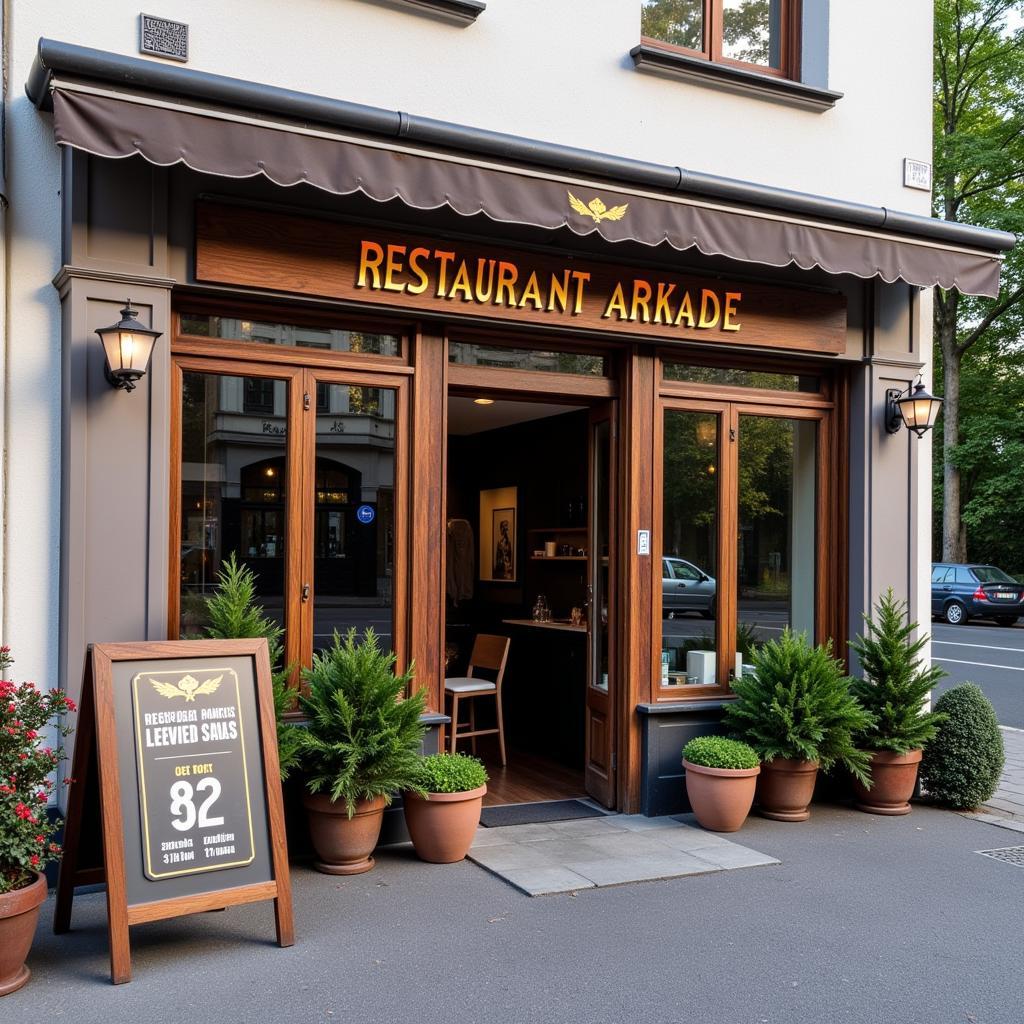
568 191 629 223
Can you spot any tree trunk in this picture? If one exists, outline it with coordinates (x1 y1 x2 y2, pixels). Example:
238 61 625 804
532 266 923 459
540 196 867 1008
936 290 965 562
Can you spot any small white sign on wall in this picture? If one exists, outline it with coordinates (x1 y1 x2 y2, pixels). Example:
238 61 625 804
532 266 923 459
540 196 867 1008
637 530 651 556
903 158 932 192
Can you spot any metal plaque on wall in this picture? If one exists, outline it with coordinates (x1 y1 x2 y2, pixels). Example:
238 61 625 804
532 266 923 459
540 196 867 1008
139 14 188 62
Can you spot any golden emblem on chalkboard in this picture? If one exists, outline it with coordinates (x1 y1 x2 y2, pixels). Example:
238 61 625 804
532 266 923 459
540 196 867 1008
567 191 629 223
148 673 223 702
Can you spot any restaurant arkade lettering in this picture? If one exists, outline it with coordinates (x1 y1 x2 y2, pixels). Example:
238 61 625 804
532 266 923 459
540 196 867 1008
133 668 255 880
356 240 743 333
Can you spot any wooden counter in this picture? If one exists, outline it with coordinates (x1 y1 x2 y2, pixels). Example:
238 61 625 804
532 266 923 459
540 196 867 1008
502 618 586 634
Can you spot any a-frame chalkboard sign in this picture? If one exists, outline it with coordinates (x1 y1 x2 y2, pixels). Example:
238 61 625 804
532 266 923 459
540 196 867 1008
54 640 294 984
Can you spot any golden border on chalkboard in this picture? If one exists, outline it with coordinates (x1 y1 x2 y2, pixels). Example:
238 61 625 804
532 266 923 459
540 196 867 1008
132 666 257 879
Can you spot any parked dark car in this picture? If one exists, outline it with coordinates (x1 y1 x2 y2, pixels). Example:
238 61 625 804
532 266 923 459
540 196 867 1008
931 563 1024 626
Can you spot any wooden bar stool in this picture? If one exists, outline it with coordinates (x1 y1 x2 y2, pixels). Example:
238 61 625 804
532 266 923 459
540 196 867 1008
444 634 510 766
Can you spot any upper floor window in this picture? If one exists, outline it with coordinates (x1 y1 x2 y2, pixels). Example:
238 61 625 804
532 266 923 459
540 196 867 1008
641 0 800 79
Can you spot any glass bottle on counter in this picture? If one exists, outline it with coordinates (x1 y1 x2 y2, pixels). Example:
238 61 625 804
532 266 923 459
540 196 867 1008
532 594 550 622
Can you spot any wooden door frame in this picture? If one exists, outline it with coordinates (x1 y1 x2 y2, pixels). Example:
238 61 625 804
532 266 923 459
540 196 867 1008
441 364 625 804
168 354 410 685
584 401 619 808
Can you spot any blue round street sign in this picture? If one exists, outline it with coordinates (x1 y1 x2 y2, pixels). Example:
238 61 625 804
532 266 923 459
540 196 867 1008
356 504 375 525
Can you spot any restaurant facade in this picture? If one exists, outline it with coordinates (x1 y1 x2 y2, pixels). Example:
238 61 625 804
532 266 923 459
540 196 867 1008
2 2 1013 817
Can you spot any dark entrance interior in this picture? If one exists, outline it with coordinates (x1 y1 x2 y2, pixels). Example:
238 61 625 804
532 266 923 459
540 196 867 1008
445 395 609 807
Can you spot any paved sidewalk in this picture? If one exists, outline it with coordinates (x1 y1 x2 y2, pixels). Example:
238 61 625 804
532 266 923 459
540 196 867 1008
967 726 1024 834
15 805 1024 1024
468 813 778 894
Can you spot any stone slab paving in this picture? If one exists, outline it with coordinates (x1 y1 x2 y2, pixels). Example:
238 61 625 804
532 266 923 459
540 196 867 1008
966 725 1024 834
467 812 779 895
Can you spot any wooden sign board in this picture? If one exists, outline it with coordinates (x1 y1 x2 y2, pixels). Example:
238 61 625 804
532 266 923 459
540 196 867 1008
54 640 294 984
195 201 847 355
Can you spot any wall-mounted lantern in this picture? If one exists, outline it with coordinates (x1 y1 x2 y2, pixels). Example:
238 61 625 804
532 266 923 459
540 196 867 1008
95 301 161 392
885 378 943 438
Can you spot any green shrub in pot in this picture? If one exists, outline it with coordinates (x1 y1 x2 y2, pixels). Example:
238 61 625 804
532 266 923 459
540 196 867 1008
682 736 759 771
681 736 760 833
405 753 489 863
847 589 946 814
414 752 489 794
724 629 873 821
295 628 427 875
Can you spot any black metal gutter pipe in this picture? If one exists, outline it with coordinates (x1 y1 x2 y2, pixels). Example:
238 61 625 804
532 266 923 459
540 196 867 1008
26 38 1016 254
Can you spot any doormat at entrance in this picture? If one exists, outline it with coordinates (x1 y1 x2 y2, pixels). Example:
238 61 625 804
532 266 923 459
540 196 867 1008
480 800 607 828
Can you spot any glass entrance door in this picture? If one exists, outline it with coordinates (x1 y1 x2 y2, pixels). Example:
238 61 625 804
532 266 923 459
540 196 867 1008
659 400 822 692
173 360 405 675
306 374 399 661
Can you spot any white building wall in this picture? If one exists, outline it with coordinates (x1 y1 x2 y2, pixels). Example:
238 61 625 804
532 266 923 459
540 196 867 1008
1 0 936 688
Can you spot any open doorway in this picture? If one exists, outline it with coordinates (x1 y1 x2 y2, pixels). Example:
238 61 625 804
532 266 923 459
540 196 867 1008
444 393 616 808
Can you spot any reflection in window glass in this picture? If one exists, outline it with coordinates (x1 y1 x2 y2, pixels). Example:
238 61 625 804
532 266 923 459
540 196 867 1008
737 416 816 650
179 373 288 642
313 385 396 656
179 314 400 357
448 342 606 376
661 411 719 687
722 0 783 69
641 0 704 51
663 363 819 392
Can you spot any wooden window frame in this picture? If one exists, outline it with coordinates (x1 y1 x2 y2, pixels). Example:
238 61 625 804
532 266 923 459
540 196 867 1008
173 298 413 368
641 0 802 81
652 356 844 703
446 327 618 400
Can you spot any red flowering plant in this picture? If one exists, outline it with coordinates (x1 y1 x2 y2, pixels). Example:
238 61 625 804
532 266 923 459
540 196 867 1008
0 645 75 893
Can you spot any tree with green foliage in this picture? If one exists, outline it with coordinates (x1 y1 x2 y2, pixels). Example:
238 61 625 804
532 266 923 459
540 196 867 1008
849 589 945 754
723 629 874 784
933 0 1024 562
203 553 301 778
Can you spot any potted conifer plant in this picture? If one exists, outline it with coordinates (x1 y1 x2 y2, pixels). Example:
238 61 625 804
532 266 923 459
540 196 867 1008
682 736 760 833
0 645 74 996
288 628 426 874
724 629 873 821
849 589 945 815
403 752 489 863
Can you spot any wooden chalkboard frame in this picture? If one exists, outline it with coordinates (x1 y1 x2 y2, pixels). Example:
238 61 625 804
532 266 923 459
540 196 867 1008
54 640 294 984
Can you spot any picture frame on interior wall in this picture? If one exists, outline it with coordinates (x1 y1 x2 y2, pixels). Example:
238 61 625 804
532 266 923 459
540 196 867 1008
492 508 516 581
479 487 518 583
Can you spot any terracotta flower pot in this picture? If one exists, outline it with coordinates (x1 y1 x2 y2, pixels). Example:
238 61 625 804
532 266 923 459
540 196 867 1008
403 785 487 863
852 749 923 816
0 872 47 997
683 759 760 833
757 757 820 821
303 793 386 875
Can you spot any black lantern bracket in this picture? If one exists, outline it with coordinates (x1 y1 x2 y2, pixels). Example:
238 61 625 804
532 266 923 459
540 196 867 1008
885 376 943 438
95 300 162 393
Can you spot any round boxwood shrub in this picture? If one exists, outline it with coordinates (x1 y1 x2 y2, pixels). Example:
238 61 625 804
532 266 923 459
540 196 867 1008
920 683 1004 809
414 752 488 794
683 736 759 771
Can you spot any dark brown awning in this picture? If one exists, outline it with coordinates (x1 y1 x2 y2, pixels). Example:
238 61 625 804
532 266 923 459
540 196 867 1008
50 85 1007 297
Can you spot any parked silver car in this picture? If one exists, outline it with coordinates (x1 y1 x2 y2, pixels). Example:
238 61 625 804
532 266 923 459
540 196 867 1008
662 557 716 618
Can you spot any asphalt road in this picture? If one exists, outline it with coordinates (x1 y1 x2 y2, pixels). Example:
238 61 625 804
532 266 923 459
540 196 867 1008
931 619 1024 728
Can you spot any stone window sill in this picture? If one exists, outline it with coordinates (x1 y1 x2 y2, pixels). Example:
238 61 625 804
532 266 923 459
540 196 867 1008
630 43 842 112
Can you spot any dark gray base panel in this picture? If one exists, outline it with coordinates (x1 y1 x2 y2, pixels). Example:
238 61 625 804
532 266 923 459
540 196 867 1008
638 701 728 817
